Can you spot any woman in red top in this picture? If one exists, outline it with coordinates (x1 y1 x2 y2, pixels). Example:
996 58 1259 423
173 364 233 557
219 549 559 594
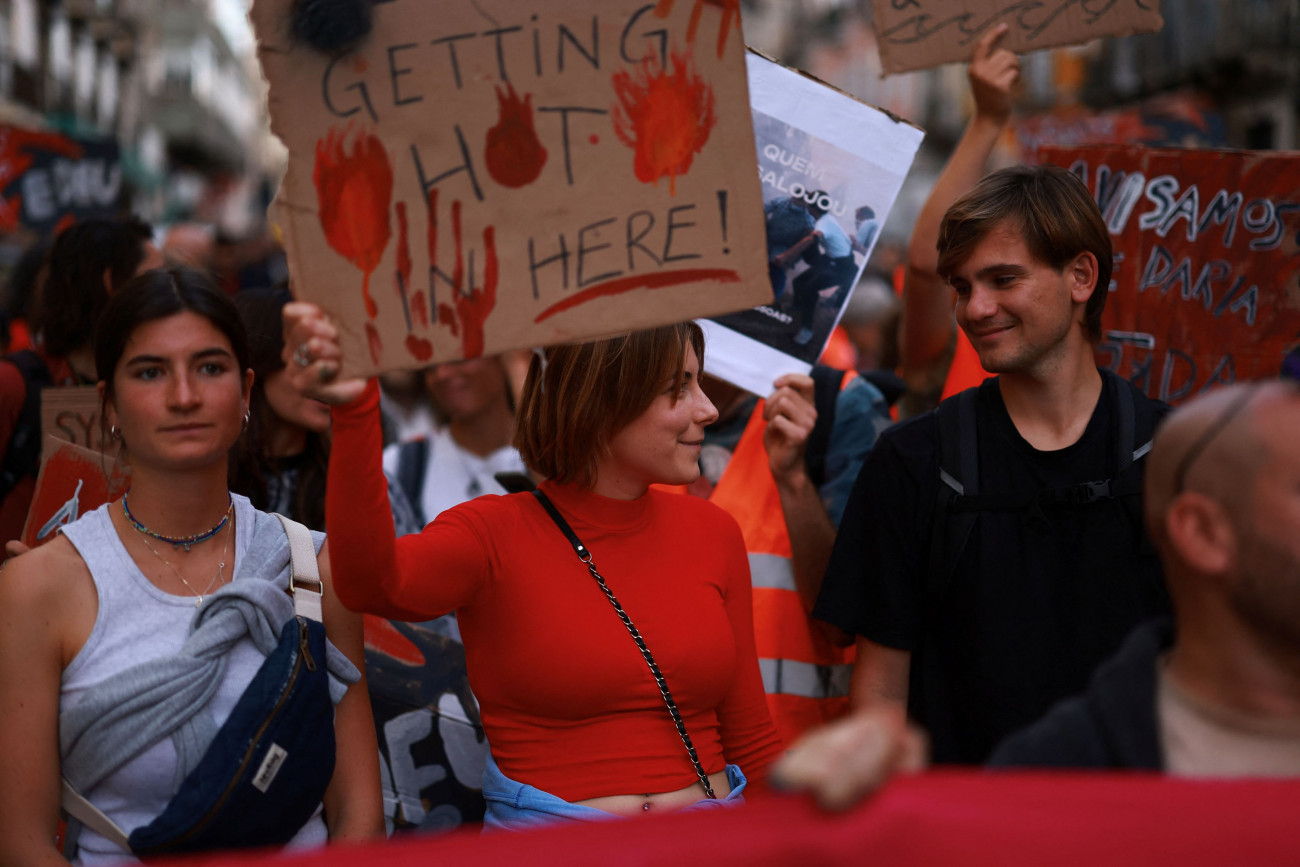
284 304 784 827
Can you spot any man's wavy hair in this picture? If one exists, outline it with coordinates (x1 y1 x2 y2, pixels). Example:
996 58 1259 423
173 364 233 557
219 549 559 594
938 165 1112 342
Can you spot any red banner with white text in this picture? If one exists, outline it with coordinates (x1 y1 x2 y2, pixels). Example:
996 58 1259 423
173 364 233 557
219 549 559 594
1039 145 1300 404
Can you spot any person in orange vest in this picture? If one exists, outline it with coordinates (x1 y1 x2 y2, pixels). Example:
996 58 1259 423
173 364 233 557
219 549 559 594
694 369 893 744
900 25 1019 415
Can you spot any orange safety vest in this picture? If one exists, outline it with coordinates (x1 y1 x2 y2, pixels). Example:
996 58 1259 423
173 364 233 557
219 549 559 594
705 376 856 745
940 329 989 400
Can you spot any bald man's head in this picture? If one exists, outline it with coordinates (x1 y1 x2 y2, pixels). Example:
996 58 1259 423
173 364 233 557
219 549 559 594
1147 383 1300 644
1144 383 1277 552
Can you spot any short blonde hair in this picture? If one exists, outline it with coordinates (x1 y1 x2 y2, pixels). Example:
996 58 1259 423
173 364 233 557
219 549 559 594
515 323 705 488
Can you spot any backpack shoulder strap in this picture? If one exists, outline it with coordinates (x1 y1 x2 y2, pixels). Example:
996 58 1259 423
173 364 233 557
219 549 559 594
925 387 979 610
61 777 130 854
394 438 430 528
273 513 323 623
804 365 844 489
1113 371 1137 476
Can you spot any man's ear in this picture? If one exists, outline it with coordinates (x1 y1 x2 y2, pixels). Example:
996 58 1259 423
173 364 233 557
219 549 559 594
1066 251 1099 304
1165 492 1235 576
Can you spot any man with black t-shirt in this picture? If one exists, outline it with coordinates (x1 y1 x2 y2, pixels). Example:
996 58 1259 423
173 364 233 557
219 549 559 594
813 165 1171 764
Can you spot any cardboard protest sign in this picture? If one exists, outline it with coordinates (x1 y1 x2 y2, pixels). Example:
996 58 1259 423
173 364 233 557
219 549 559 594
1012 92 1225 164
870 0 1164 76
0 125 122 234
701 52 923 396
1039 145 1300 403
21 438 128 548
40 386 107 462
251 0 770 376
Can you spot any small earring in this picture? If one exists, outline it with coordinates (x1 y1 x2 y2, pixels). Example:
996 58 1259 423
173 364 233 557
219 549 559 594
242 410 251 430
109 424 121 441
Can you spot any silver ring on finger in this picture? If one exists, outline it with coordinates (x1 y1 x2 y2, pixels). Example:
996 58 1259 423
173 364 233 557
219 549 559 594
293 343 313 368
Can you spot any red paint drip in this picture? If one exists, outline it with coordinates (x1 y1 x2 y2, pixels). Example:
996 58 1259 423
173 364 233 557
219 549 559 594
412 291 430 329
405 334 434 361
313 124 393 320
426 189 498 357
438 303 459 336
451 199 464 292
452 225 497 358
362 615 424 665
534 267 741 323
611 52 716 196
395 201 412 290
484 83 548 188
394 200 413 329
365 322 384 367
655 0 741 58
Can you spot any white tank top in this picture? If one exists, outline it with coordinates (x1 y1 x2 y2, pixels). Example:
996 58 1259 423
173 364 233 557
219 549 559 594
59 496 327 865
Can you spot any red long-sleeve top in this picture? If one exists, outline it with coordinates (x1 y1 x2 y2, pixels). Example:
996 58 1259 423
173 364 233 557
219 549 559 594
328 381 784 801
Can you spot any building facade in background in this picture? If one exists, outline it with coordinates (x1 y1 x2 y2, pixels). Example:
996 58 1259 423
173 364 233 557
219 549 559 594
0 0 280 236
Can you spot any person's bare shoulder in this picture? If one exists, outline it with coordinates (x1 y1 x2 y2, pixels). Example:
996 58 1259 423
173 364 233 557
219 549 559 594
1 536 95 644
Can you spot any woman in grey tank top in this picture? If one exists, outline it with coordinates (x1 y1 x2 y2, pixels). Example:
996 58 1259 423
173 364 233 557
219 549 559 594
0 268 384 865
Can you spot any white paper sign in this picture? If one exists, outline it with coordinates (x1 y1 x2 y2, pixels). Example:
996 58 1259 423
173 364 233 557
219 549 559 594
703 52 924 396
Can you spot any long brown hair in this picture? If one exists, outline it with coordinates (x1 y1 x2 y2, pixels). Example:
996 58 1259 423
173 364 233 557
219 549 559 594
228 288 329 530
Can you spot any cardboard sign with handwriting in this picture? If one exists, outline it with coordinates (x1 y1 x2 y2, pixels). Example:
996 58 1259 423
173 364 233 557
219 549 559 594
22 438 128 548
40 386 106 462
1039 145 1300 404
870 0 1164 75
251 0 769 375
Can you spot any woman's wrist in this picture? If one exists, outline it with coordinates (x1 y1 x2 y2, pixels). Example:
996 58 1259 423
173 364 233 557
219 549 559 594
329 378 381 423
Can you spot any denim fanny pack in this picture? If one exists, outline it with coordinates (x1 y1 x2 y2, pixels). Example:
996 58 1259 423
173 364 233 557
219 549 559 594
62 514 336 860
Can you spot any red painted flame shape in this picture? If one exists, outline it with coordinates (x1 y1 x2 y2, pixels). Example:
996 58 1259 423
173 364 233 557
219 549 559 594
611 52 716 196
313 125 393 320
655 0 741 58
484 83 549 189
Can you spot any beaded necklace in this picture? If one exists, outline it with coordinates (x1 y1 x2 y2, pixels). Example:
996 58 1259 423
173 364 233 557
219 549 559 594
136 516 234 608
122 491 233 552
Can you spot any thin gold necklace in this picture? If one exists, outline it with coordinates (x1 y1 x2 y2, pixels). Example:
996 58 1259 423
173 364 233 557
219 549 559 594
135 512 235 608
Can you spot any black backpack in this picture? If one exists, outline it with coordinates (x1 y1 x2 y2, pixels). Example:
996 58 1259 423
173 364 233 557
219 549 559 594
924 375 1164 608
0 350 54 498
394 438 432 528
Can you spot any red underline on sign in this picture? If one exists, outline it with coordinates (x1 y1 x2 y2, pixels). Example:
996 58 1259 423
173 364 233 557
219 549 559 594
533 268 743 323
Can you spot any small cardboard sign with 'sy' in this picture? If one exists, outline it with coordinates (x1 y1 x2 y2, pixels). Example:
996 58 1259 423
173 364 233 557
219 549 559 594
22 438 129 548
251 0 771 375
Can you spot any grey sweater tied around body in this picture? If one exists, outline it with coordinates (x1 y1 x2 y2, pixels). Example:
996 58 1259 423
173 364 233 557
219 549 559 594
59 508 360 796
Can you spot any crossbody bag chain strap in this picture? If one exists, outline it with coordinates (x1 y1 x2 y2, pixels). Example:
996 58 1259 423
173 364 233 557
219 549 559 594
532 491 717 800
